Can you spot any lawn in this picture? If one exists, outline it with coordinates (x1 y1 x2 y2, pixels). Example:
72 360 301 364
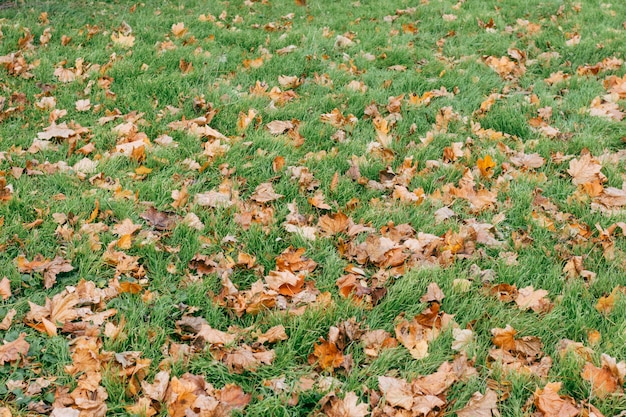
0 0 626 416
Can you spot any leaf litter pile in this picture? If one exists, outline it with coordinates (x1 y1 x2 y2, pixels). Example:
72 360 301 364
1 0 626 416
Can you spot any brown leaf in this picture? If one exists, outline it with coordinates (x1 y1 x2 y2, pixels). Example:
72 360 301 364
477 155 496 178
595 288 619 315
318 212 349 235
250 182 283 203
309 339 344 371
140 206 179 231
420 282 445 303
456 389 500 417
0 333 29 365
141 370 170 402
308 192 332 210
0 277 10 300
492 325 542 357
256 325 288 344
17 255 73 289
43 257 74 289
378 376 413 409
361 330 397 358
321 392 369 417
567 153 603 185
534 382 580 417
581 363 617 399
266 120 294 135
0 309 17 331
515 286 551 313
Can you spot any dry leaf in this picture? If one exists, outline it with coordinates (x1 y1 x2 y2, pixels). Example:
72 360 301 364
0 333 30 365
0 277 10 300
456 389 500 417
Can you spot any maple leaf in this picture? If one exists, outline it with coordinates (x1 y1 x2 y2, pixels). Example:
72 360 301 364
456 389 500 417
237 108 258 131
171 22 187 37
534 382 580 417
266 120 294 135
321 392 369 417
581 362 619 398
452 328 474 351
378 376 413 409
256 325 288 344
309 339 344 371
318 212 349 235
360 330 397 358
140 206 179 231
567 153 604 185
250 182 283 203
477 155 496 178
510 152 545 170
17 255 74 289
0 333 29 365
515 286 552 313
420 282 445 303
37 122 76 140
309 192 332 210
111 32 135 48
492 325 542 357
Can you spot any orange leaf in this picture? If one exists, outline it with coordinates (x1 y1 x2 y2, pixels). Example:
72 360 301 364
0 277 10 300
477 155 496 178
310 340 344 371
581 362 620 398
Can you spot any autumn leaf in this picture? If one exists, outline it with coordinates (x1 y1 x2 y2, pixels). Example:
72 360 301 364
309 339 344 371
16 255 74 289
321 392 369 417
534 382 580 417
515 286 552 313
0 277 10 300
0 333 30 365
456 389 500 417
581 362 619 398
567 153 604 185
250 182 283 203
0 309 17 331
377 376 413 409
477 155 496 178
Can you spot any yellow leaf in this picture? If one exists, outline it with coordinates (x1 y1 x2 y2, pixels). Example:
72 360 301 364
477 155 496 178
134 166 152 175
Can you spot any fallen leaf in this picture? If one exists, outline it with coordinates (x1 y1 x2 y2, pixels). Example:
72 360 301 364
456 389 500 417
534 382 580 417
250 182 283 203
0 333 30 365
321 392 369 417
0 277 10 300
581 362 619 398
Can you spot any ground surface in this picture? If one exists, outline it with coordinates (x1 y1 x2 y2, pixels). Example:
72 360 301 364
1 0 626 416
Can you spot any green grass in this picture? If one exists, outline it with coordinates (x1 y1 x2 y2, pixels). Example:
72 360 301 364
1 0 626 416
